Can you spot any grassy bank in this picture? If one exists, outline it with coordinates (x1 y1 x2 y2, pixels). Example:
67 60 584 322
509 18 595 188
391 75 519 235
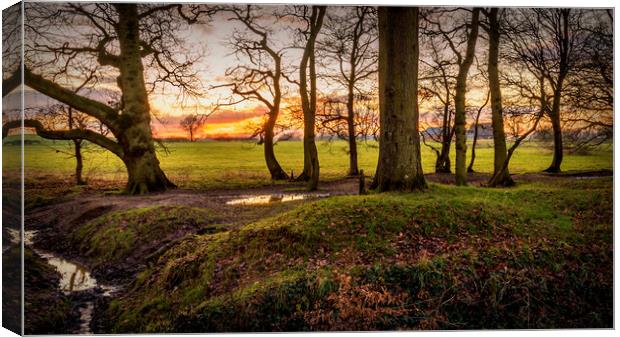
47 206 226 282
4 137 613 190
102 177 612 331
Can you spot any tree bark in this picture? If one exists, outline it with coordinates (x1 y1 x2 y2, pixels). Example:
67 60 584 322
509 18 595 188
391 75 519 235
346 84 359 176
298 6 326 191
114 4 175 193
68 107 86 185
344 12 361 177
263 108 288 180
544 91 564 173
486 8 514 186
228 7 289 181
3 119 123 156
435 90 453 173
371 7 426 192
454 8 480 186
468 92 488 173
490 107 544 186
436 136 451 173
73 139 86 185
543 9 571 173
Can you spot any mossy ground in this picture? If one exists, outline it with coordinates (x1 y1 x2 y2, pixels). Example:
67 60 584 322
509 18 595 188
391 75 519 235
102 176 612 332
65 206 226 281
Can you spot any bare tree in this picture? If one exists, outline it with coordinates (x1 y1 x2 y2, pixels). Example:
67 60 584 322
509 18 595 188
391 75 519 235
423 8 481 185
214 5 291 180
318 6 377 176
562 9 612 153
316 92 378 142
3 3 214 194
495 11 558 185
505 8 585 173
179 113 206 142
419 9 458 173
371 7 426 192
283 5 327 191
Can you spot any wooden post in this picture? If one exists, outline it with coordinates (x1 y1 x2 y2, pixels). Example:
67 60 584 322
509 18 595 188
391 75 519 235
359 169 366 195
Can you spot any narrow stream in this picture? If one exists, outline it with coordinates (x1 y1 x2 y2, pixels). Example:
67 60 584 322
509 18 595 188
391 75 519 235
7 228 118 334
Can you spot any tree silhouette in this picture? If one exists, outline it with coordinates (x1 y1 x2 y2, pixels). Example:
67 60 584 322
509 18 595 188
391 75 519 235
218 5 290 180
318 6 377 176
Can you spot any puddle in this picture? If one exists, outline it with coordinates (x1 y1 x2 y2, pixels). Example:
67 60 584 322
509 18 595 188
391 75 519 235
33 249 119 296
6 228 118 333
7 228 37 245
225 193 331 205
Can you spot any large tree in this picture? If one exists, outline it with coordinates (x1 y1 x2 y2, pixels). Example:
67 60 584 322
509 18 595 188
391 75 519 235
453 8 480 186
371 6 426 192
484 8 514 186
4 3 213 194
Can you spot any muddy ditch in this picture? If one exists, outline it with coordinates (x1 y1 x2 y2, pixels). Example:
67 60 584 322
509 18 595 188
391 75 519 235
17 179 359 333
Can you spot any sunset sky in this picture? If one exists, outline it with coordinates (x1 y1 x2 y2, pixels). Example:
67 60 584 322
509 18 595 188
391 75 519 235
19 5 496 140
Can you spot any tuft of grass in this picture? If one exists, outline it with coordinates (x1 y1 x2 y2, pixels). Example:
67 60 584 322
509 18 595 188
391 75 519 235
103 177 612 332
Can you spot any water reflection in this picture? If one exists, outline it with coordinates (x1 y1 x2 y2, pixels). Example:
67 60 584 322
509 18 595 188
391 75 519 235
8 229 118 296
78 302 94 334
226 193 330 205
10 229 117 333
36 251 96 293
6 228 37 246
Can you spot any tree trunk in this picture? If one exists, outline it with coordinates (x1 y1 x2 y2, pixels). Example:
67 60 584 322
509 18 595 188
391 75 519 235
544 9 570 174
487 8 513 186
436 138 451 173
371 7 426 192
467 107 481 173
114 4 175 194
73 140 86 185
298 6 325 191
346 85 359 176
454 8 480 186
123 151 174 194
544 96 564 173
436 99 452 173
68 107 86 185
264 108 288 180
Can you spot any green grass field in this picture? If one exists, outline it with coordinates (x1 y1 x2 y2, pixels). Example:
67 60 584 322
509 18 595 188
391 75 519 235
3 136 613 189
